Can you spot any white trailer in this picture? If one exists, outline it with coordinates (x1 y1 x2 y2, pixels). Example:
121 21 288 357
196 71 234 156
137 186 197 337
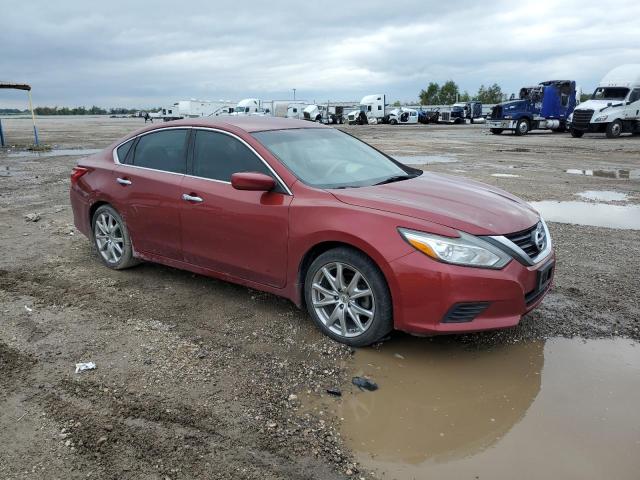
569 64 640 138
160 100 235 121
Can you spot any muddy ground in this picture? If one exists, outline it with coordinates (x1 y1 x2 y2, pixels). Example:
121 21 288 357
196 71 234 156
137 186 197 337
0 116 639 479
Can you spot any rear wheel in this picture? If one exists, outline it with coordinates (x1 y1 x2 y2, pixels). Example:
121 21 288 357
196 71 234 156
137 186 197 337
514 118 529 136
304 247 392 346
606 120 622 138
570 128 584 138
490 128 503 135
92 205 139 270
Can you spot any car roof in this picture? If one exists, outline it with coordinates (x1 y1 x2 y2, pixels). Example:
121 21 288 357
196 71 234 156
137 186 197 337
156 116 327 133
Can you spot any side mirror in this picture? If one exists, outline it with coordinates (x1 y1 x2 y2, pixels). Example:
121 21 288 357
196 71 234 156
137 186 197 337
231 172 276 192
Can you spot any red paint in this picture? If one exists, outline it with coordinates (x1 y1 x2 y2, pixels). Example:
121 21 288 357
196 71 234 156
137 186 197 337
70 117 554 336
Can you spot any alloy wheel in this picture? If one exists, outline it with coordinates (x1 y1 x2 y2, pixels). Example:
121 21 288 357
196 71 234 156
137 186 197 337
94 212 124 264
311 262 375 338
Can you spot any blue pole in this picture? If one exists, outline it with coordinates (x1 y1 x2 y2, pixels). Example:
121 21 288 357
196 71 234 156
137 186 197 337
0 119 5 147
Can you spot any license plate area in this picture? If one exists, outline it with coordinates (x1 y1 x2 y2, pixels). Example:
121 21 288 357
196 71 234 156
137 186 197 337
537 260 555 292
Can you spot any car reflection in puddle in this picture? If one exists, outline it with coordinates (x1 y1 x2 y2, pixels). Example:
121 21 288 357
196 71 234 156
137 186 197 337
310 336 640 480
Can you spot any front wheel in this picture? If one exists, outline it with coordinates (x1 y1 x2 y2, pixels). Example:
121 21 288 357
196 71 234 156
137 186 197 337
606 120 623 138
570 128 584 138
490 128 503 135
389 118 398 125
514 118 529 136
304 248 392 346
92 205 139 270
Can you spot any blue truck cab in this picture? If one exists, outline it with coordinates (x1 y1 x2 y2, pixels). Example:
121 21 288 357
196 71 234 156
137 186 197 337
487 80 577 135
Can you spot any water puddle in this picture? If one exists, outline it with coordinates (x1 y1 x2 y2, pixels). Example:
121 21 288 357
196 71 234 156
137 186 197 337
6 148 102 158
529 201 640 229
491 173 521 178
315 336 640 480
394 155 458 165
576 190 630 202
566 168 640 180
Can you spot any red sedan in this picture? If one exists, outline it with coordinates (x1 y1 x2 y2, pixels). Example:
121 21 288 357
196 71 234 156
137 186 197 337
70 117 554 346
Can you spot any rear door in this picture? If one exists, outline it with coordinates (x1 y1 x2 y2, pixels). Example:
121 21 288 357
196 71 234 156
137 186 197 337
110 128 189 260
179 129 292 287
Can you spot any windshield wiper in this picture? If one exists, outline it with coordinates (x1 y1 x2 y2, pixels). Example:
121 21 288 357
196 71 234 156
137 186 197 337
374 173 417 186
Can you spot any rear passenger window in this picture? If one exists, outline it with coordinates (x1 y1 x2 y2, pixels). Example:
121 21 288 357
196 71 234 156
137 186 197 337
192 130 271 182
132 129 188 174
116 139 134 164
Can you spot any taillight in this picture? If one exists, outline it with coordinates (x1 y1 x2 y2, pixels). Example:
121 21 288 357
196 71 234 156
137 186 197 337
70 166 89 184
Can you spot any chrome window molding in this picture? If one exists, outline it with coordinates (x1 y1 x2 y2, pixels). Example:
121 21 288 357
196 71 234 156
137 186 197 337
112 126 293 195
486 219 553 267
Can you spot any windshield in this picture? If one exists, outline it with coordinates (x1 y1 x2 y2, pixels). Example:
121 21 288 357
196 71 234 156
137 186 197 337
253 128 420 189
592 87 629 101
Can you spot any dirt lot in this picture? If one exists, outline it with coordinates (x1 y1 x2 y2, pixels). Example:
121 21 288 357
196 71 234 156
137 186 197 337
1 116 639 479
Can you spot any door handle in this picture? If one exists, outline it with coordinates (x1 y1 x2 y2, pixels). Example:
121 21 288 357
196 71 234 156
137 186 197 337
182 193 203 203
116 177 132 185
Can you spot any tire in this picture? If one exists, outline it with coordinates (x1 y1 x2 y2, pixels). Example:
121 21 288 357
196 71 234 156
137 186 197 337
570 128 584 138
490 128 503 135
91 205 139 270
514 118 529 136
606 120 622 138
389 119 398 125
304 247 393 347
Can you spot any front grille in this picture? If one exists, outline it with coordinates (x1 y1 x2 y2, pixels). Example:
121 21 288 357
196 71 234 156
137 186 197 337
440 111 450 122
572 109 593 129
505 224 540 259
442 302 490 323
491 106 502 119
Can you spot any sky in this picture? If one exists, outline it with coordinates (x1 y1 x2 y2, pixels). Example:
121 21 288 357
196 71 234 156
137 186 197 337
1 0 640 109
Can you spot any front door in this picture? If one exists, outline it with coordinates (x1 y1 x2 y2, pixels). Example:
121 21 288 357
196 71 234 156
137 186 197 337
180 129 291 287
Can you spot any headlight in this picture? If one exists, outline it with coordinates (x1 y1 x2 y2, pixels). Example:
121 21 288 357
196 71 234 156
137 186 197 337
504 115 512 119
398 228 511 269
594 115 608 122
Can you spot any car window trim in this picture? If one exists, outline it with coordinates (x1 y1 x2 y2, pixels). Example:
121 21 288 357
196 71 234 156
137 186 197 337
112 126 292 195
189 127 292 195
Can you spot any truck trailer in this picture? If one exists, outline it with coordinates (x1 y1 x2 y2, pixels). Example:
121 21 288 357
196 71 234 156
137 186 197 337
569 64 640 138
487 80 577 135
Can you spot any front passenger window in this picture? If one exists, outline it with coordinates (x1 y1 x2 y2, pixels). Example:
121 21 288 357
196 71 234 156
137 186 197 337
132 129 188 174
629 89 640 103
192 130 272 182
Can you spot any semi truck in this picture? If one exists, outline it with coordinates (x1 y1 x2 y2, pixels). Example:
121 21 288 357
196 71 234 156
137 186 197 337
233 98 272 116
569 64 640 138
345 94 387 124
487 80 577 135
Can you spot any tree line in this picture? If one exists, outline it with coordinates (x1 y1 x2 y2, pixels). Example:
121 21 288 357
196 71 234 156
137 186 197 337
418 81 504 105
30 106 144 115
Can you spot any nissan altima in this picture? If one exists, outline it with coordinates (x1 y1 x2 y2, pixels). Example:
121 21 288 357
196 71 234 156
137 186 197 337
70 117 554 346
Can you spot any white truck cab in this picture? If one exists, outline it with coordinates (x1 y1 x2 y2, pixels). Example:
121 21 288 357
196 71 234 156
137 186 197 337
234 98 271 116
388 107 418 125
570 64 640 138
286 103 308 120
346 94 386 124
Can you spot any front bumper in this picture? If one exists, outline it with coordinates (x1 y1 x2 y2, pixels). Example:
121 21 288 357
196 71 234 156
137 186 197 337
388 250 555 334
487 119 517 129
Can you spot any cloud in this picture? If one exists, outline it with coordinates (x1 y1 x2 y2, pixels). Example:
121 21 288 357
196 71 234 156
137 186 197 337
1 0 639 107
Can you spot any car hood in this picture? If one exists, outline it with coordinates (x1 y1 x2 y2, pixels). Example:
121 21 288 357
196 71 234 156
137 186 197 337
330 173 540 235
